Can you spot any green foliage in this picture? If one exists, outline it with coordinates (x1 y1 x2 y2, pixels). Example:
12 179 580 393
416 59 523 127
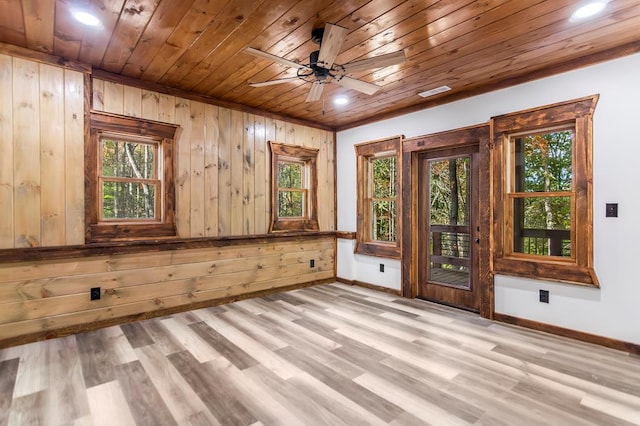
513 129 573 257
100 138 157 219
517 130 572 192
429 157 469 227
371 156 397 241
277 161 304 217
277 161 303 188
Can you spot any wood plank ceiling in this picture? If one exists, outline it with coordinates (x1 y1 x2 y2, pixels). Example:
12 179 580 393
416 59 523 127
1 0 639 129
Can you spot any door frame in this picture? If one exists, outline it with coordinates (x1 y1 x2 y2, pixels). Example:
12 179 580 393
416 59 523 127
401 124 494 319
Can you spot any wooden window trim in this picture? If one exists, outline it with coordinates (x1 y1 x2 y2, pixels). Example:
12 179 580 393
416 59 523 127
86 111 179 243
492 95 599 286
269 142 319 232
355 136 402 259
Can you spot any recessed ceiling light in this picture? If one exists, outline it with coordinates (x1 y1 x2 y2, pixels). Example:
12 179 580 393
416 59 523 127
570 1 608 21
334 96 349 105
418 85 451 98
72 10 101 27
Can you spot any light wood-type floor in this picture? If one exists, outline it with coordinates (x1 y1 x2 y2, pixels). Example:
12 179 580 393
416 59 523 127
1 283 639 426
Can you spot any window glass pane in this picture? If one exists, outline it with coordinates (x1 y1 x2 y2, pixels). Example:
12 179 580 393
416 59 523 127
428 157 471 288
513 196 571 257
103 181 156 219
372 200 396 241
101 138 156 179
513 129 572 193
277 161 303 188
278 190 303 217
372 156 397 198
429 157 470 227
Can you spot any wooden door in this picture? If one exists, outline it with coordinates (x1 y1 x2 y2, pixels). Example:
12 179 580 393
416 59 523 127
417 144 480 311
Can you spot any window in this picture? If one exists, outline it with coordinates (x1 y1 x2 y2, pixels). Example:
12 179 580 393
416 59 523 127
492 95 599 286
355 136 401 258
269 142 319 232
86 111 178 242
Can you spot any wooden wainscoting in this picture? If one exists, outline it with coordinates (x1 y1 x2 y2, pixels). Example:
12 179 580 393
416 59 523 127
0 233 335 348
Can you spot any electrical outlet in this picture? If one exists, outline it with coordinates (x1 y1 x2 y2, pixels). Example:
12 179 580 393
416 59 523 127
379 263 384 273
309 259 315 268
539 289 549 303
606 203 618 217
90 287 101 301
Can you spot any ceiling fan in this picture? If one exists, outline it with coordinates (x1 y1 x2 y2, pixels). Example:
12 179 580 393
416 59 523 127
244 23 406 102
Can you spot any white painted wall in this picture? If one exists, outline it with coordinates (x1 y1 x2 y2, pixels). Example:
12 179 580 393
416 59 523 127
336 52 640 344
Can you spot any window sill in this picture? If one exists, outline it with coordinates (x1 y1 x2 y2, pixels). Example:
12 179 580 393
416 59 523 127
87 223 176 243
493 257 599 287
270 218 319 233
355 241 400 259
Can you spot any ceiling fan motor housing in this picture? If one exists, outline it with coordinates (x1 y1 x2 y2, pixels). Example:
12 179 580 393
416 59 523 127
311 28 324 45
309 50 330 80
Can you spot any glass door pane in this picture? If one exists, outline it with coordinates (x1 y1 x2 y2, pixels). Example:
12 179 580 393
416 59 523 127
428 156 471 289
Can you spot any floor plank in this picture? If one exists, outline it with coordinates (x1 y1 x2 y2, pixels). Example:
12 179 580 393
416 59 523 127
0 282 639 425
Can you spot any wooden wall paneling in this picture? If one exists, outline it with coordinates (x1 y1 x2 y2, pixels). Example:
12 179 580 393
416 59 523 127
204 104 219 237
230 109 244 235
64 70 86 246
0 250 334 326
329 131 336 231
103 81 124 115
253 115 267 235
174 98 192 237
158 93 175 123
13 58 41 248
243 113 255 235
39 63 65 246
92 78 104 110
217 107 232 236
189 101 205 237
285 122 296 145
141 90 160 121
0 237 335 343
318 129 335 231
264 117 276 232
0 54 13 249
122 85 142 117
274 119 285 142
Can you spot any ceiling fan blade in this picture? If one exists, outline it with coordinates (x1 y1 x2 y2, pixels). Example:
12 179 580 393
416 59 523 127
336 76 381 95
244 47 311 71
306 81 325 102
341 50 406 73
249 76 302 87
317 23 348 69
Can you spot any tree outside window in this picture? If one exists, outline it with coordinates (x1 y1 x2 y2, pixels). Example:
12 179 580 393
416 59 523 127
370 156 397 242
511 128 573 257
99 136 160 221
86 111 178 242
492 95 599 286
355 136 402 258
277 160 306 218
269 142 318 232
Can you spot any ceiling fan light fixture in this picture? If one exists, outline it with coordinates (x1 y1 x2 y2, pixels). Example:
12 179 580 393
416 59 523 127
570 1 608 21
72 10 101 27
418 85 451 98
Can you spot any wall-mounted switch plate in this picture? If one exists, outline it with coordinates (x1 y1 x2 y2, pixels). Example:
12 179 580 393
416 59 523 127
606 203 618 217
539 289 549 303
379 263 384 273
